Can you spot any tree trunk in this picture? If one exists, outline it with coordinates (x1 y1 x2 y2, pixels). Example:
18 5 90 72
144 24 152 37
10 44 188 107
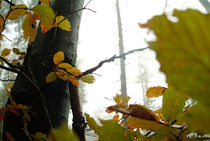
3 0 85 140
116 0 127 100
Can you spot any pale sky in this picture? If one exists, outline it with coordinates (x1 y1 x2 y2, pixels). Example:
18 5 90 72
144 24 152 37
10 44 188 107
76 0 206 119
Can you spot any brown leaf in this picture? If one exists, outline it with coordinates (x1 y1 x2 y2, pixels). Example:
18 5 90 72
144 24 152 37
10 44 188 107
146 86 166 98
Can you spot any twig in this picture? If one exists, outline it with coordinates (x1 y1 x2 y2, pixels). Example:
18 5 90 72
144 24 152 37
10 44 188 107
78 47 148 78
3 0 15 6
163 0 168 13
0 79 15 81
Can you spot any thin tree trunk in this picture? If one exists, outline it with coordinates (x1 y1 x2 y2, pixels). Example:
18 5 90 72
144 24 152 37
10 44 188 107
116 0 127 100
3 0 85 140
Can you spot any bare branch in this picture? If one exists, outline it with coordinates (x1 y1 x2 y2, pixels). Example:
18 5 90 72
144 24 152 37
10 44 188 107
78 47 148 78
3 0 15 6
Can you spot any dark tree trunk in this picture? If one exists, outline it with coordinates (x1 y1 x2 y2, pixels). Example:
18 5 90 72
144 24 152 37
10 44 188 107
3 0 85 140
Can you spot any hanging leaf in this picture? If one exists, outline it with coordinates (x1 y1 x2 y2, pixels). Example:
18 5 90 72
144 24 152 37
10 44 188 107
57 62 72 69
46 72 57 83
22 13 38 43
108 104 160 122
40 0 50 5
47 123 79 141
146 86 166 98
140 9 210 106
53 51 64 65
12 48 21 55
32 4 55 28
127 117 163 130
55 16 71 31
81 75 95 84
7 4 27 20
162 87 186 123
1 48 11 56
67 67 82 76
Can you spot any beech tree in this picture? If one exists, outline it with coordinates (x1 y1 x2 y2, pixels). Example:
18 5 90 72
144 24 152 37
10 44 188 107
2 0 86 140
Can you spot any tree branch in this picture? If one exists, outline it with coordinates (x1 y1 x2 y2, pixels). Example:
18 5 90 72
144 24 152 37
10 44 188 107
78 47 148 78
3 0 15 6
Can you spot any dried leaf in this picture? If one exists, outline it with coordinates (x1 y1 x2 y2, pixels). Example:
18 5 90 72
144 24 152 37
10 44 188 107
146 86 166 98
12 48 21 55
1 48 11 56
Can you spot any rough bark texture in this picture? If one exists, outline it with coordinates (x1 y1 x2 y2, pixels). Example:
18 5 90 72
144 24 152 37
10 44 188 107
3 0 85 140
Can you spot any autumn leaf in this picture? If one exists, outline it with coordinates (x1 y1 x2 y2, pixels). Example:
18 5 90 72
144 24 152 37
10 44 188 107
121 96 130 105
57 62 72 69
108 104 160 122
0 15 4 30
140 9 210 106
114 94 122 105
40 0 50 5
113 114 119 121
67 67 82 76
85 113 100 134
40 23 51 33
46 72 57 83
53 51 64 65
32 4 55 28
68 75 79 86
55 16 71 31
1 48 11 56
22 13 37 43
33 132 47 141
146 86 166 98
81 75 95 84
12 48 21 55
47 123 79 141
162 87 186 123
5 132 16 141
56 70 69 81
127 117 163 130
7 4 27 20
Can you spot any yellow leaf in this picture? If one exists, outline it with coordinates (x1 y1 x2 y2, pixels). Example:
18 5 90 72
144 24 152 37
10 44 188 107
68 75 79 86
6 83 13 89
40 0 50 5
81 75 95 84
7 4 27 20
22 13 37 43
53 51 64 65
56 70 69 81
146 86 166 98
127 117 163 130
32 4 55 28
56 16 71 31
67 67 82 76
113 94 122 105
34 132 47 141
46 72 57 83
57 62 72 69
121 96 131 105
1 48 11 56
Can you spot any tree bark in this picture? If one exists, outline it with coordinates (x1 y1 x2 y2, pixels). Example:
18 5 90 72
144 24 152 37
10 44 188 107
3 0 85 140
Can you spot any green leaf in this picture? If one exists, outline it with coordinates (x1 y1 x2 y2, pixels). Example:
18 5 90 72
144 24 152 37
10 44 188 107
81 75 95 84
180 103 210 133
140 9 210 106
56 16 71 31
46 72 57 83
99 120 132 141
162 87 186 123
1 48 11 56
47 123 79 141
32 4 55 28
84 113 100 134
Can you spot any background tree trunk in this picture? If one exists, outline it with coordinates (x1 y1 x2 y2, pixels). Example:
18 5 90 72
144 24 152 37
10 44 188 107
3 0 85 140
